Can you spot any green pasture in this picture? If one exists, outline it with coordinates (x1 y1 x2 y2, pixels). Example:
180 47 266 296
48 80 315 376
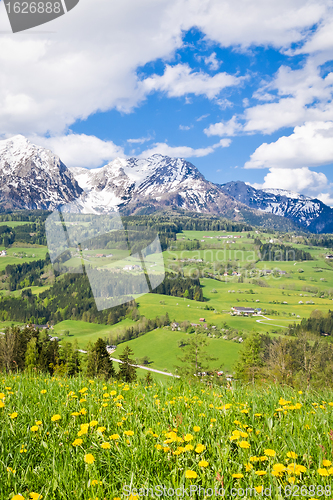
53 318 136 348
0 221 33 228
115 327 241 374
0 245 48 272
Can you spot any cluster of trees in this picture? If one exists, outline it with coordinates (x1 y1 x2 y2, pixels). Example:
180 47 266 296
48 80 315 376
114 313 170 344
0 324 79 376
306 236 333 249
153 273 203 301
0 325 139 382
289 309 333 337
259 243 313 262
6 255 50 291
235 330 333 389
0 274 136 325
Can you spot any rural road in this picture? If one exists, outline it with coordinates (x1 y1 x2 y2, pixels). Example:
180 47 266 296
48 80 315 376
109 357 180 378
256 315 288 329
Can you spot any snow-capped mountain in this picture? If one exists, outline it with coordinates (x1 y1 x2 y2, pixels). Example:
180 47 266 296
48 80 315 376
68 155 242 218
1 135 333 233
0 135 82 210
219 181 333 233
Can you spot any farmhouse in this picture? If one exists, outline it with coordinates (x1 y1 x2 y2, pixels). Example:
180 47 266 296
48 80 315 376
231 306 261 316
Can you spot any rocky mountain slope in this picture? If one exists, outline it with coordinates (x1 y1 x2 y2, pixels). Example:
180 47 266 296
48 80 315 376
1 135 333 233
69 155 244 220
219 181 333 233
0 135 82 211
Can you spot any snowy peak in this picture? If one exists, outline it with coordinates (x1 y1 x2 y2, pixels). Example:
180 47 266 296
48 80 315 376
262 188 310 201
220 180 333 233
69 155 211 214
0 135 82 211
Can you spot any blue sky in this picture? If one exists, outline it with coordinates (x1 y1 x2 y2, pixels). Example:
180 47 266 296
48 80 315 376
1 0 333 203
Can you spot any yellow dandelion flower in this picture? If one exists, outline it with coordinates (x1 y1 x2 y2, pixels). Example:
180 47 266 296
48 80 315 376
195 444 206 453
10 412 18 419
124 430 134 436
30 426 38 432
184 433 193 442
12 495 25 500
317 468 329 476
232 473 244 479
51 414 61 422
255 486 263 494
35 421 42 426
264 449 276 457
286 451 298 459
97 427 106 433
185 470 198 479
185 444 194 451
40 390 46 394
323 460 332 467
101 442 111 449
199 460 209 467
193 426 200 432
110 434 120 440
244 463 253 472
84 453 95 464
239 441 250 449
30 493 43 500
89 420 98 427
255 471 267 476
72 439 83 446
6 467 15 474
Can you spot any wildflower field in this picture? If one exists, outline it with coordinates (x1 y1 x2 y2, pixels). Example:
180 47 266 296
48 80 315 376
1 375 333 500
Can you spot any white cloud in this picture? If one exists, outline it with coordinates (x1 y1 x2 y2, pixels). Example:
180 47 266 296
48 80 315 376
260 167 329 195
204 115 242 136
196 114 210 121
186 0 327 49
0 0 330 137
141 63 240 99
317 192 333 206
245 121 333 169
30 134 124 169
140 138 231 158
244 59 333 134
127 136 152 144
179 125 192 130
203 52 220 71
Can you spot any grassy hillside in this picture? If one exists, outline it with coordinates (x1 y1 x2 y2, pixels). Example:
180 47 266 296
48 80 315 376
0 373 333 499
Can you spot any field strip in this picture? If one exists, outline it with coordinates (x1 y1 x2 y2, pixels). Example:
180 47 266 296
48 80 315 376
110 357 180 378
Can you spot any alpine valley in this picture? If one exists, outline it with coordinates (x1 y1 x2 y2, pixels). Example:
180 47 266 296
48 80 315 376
1 135 333 233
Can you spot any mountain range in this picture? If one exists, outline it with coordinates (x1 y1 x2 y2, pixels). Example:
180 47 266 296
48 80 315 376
0 135 333 233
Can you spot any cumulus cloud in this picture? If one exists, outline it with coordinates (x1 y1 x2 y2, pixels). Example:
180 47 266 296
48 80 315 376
0 0 328 136
30 134 125 169
141 64 240 99
204 116 242 136
245 121 333 169
260 167 329 195
244 59 333 134
140 138 231 158
203 52 220 71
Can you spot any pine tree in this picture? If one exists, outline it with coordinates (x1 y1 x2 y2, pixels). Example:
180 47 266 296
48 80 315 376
25 337 38 374
235 332 269 384
118 346 137 383
175 333 217 378
86 338 115 380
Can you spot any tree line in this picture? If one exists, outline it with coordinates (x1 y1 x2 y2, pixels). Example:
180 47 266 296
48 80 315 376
0 325 138 382
235 330 333 389
259 243 313 261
